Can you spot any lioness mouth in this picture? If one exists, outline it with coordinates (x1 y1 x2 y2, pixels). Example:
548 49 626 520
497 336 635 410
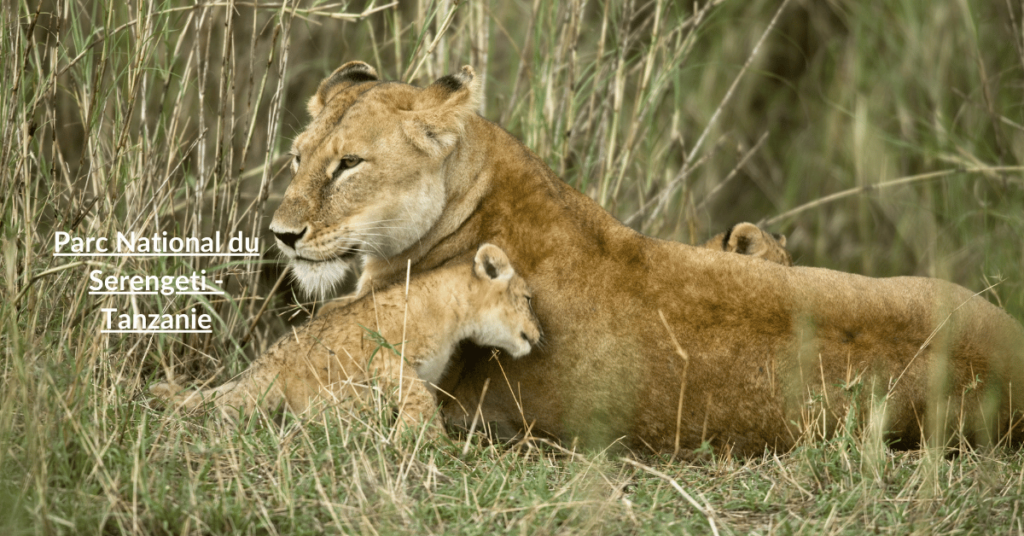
297 248 359 263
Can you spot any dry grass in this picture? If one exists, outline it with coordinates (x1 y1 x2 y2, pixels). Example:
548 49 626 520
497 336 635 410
3 0 1024 533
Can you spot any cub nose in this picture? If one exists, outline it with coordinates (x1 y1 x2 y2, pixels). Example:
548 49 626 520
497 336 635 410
520 329 540 345
274 227 306 250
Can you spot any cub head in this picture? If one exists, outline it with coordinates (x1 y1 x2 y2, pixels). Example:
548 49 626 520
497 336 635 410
703 222 792 266
270 61 482 298
466 243 542 358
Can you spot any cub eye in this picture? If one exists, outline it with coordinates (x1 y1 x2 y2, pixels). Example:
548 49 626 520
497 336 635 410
291 154 301 172
331 155 363 180
526 296 534 309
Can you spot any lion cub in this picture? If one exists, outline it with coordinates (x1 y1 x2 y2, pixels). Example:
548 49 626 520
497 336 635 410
151 243 540 436
703 222 792 266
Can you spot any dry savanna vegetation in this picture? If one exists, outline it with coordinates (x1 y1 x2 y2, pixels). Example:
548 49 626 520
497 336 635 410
3 0 1024 533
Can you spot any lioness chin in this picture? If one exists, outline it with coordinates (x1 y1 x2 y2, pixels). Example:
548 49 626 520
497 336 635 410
152 244 540 437
268 61 1024 454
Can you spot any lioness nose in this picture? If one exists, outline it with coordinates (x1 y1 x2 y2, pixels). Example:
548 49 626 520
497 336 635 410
274 227 306 250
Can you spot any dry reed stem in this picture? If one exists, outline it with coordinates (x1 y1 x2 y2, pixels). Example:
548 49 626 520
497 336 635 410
558 0 584 177
621 457 721 536
461 378 491 456
609 0 666 201
649 0 790 227
694 131 770 213
761 165 1024 227
657 309 690 462
403 0 461 83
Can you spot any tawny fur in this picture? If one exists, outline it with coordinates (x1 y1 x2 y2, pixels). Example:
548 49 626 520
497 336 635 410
703 222 793 266
151 244 540 436
268 62 1024 454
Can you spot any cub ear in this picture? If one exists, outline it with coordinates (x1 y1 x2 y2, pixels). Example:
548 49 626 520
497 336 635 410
307 61 380 117
724 222 766 256
473 243 514 282
771 232 787 248
403 65 482 157
724 222 784 259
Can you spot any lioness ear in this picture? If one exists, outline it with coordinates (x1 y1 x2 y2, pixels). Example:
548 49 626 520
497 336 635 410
474 243 514 282
307 61 380 117
417 65 481 112
403 65 482 156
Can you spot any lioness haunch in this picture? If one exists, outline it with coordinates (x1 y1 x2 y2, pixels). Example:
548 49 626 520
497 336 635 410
269 61 1024 454
151 244 540 436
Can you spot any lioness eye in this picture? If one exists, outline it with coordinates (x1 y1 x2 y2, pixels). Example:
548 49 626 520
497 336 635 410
332 156 363 180
291 154 300 172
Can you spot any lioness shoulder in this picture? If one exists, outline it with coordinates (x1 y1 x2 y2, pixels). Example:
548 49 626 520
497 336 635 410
151 244 540 437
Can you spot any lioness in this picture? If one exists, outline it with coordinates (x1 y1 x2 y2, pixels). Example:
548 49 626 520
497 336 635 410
703 222 792 266
269 61 1024 454
151 244 540 435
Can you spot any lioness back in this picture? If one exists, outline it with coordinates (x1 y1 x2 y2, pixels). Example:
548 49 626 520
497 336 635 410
151 244 540 437
703 222 793 266
266 61 1024 454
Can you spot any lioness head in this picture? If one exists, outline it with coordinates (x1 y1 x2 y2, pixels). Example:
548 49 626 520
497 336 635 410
703 222 792 266
467 243 541 358
270 61 482 297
